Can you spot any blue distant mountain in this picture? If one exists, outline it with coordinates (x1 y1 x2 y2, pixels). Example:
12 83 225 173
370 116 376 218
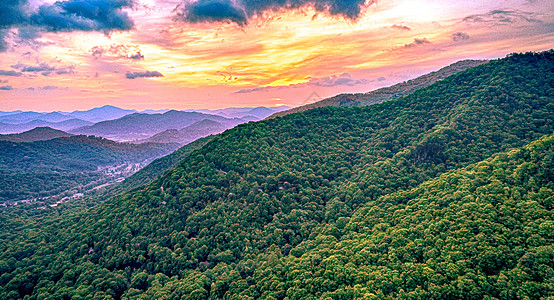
67 105 137 122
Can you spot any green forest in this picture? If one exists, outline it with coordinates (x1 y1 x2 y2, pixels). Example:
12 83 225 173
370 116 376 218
0 136 177 204
0 51 553 299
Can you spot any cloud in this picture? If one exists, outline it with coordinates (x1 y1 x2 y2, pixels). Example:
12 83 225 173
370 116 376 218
308 72 368 87
0 0 136 51
30 0 135 33
235 72 369 93
179 0 248 26
11 62 75 76
451 32 470 42
403 38 430 48
0 0 28 28
90 44 144 60
0 0 29 51
129 51 144 60
391 24 411 31
125 70 164 79
27 85 59 90
177 0 372 26
0 70 23 77
463 10 542 24
0 85 13 90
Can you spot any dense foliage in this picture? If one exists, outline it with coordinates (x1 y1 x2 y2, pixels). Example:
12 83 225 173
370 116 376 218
0 135 178 203
0 51 553 299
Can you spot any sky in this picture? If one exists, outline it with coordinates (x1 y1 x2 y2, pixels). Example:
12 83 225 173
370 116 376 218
0 0 552 111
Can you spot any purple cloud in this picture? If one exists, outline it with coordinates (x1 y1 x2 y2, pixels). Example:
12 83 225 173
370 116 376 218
125 70 164 79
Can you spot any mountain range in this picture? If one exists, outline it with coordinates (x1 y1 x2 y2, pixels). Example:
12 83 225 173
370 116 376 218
0 51 552 299
69 110 245 141
137 119 227 145
270 59 487 118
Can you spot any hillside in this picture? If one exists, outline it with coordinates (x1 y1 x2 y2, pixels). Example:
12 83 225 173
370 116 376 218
0 51 552 299
0 135 179 204
247 132 554 299
270 59 487 118
139 120 227 145
0 127 73 142
71 110 244 141
119 136 215 191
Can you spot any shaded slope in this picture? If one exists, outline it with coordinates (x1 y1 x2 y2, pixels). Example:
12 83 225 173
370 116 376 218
270 59 487 119
0 127 73 142
0 51 553 299
119 136 215 191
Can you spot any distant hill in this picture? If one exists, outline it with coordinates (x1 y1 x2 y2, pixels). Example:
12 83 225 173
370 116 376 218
35 112 76 123
71 110 244 141
0 111 44 123
68 105 136 122
190 106 290 119
0 118 93 134
0 127 73 142
270 59 488 118
139 119 227 145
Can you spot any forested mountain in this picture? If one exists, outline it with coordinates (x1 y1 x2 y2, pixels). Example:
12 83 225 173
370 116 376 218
270 59 487 119
0 127 73 142
0 135 178 204
71 111 245 141
138 120 226 145
118 136 215 192
0 51 552 299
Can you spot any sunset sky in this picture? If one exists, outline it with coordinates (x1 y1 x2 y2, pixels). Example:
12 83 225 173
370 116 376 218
0 0 553 111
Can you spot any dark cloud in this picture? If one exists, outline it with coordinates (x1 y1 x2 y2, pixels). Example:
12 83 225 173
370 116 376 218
308 72 368 87
0 85 13 90
11 62 75 76
129 51 144 60
0 70 23 77
90 44 144 60
125 70 164 79
377 76 386 81
179 0 248 25
403 38 430 48
178 0 372 25
0 30 11 52
0 0 28 28
391 24 411 31
31 0 135 33
0 0 136 51
463 10 542 24
451 32 470 42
